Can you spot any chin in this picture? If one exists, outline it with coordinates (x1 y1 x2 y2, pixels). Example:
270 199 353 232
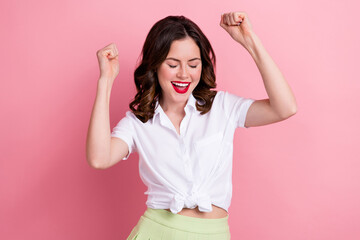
160 82 197 105
170 92 191 102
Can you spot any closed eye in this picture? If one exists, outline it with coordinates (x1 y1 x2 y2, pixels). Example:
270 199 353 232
168 64 198 68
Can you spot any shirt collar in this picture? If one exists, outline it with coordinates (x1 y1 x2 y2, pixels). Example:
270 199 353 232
152 93 197 124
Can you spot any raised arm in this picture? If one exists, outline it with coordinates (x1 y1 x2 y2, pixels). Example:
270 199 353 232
220 12 297 127
86 43 129 169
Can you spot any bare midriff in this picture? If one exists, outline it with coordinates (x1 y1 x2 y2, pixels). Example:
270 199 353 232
165 204 228 219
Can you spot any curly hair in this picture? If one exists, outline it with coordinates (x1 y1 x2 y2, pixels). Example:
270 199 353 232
130 15 217 123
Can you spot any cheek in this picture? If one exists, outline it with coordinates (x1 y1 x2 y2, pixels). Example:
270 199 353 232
158 66 174 82
192 69 202 81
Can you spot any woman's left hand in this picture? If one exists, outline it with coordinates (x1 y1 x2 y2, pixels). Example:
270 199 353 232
220 11 255 49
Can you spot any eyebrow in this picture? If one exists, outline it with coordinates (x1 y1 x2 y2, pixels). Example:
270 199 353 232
165 57 201 62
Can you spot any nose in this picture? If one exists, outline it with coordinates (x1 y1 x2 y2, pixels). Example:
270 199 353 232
176 65 189 79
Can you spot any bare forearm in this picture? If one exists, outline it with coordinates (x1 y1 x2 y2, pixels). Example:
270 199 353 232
86 78 113 168
245 32 297 117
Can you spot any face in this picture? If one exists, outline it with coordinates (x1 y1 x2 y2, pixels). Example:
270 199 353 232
156 37 202 106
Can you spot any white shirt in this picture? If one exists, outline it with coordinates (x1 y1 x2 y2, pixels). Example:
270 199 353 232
111 91 255 214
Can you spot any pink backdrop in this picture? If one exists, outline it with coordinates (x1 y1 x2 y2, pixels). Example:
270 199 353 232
1 0 359 239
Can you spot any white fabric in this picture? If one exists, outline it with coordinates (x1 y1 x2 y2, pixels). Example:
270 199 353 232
111 91 255 214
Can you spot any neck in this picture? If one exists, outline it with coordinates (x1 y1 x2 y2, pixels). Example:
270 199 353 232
159 96 188 114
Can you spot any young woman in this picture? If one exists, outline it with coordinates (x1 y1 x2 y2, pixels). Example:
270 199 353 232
86 11 297 240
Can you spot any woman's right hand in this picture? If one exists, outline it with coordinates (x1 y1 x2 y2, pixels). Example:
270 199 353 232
96 43 120 82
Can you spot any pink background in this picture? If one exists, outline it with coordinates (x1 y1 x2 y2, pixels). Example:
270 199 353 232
1 0 359 239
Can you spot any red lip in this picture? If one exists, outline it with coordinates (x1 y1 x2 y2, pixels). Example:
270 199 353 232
171 81 190 94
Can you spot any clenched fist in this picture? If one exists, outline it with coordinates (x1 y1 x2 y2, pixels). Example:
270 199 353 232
220 12 255 49
96 43 120 81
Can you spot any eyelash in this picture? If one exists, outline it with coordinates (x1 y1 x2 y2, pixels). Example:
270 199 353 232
168 65 198 69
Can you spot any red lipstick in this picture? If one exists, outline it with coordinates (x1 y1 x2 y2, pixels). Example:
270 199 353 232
171 81 190 94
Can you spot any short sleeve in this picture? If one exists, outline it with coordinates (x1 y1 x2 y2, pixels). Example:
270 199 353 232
110 111 136 160
222 91 255 128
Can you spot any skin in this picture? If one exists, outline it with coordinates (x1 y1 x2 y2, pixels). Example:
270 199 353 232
220 12 297 127
161 12 297 218
89 11 298 219
157 37 232 218
156 37 202 135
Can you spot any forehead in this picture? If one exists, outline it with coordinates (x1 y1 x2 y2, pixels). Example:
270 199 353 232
166 37 201 59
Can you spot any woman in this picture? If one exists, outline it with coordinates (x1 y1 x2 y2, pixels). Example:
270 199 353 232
86 11 297 239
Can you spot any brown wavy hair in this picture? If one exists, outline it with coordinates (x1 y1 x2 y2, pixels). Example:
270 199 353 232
130 15 217 123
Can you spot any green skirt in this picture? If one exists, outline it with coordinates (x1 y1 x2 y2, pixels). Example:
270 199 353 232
127 208 231 240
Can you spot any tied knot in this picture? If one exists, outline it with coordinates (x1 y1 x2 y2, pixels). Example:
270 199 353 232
169 192 212 214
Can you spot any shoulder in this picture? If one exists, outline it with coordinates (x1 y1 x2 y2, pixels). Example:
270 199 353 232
124 110 136 119
215 90 253 104
212 90 255 117
207 91 228 114
213 90 239 101
123 110 154 127
212 90 238 106
114 111 139 128
212 90 225 103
